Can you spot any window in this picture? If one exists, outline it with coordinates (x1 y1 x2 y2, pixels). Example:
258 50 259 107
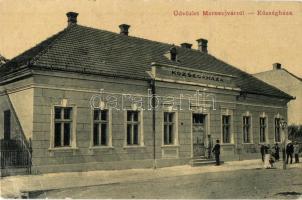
93 109 109 146
126 111 140 145
222 115 231 143
193 114 204 124
275 118 281 142
164 112 175 145
259 117 266 143
243 116 251 143
4 110 11 140
54 107 72 147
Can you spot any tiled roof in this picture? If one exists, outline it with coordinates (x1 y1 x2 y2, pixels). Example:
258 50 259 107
1 24 293 99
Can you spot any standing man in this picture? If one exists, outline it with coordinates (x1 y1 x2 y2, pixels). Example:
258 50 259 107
260 144 265 162
212 139 221 166
274 143 280 161
286 141 294 164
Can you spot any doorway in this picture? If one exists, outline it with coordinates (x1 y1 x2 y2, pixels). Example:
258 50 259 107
192 113 206 157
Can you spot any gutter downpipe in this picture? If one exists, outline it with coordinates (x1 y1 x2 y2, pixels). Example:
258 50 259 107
150 78 157 169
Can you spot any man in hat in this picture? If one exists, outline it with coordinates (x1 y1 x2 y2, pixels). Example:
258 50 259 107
286 141 294 164
212 139 221 166
274 143 280 161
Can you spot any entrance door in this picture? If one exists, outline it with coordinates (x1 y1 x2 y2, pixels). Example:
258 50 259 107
192 114 206 157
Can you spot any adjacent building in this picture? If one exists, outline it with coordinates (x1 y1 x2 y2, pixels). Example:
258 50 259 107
254 63 302 126
0 12 293 174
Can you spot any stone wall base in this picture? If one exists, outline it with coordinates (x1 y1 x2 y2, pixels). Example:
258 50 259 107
31 158 191 174
31 154 261 174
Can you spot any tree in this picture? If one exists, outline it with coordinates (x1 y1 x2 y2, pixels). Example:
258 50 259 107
288 125 302 142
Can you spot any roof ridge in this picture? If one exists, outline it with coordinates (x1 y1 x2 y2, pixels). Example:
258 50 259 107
0 54 8 68
77 25 174 47
77 25 207 54
0 54 8 60
1 26 72 69
282 68 302 82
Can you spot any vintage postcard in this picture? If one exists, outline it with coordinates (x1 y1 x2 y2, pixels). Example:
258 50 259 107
0 0 301 199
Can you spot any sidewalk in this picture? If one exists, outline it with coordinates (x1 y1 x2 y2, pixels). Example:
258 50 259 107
1 159 301 198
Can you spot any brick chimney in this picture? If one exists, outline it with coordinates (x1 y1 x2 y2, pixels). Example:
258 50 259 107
196 38 208 53
273 63 282 70
119 24 130 36
66 12 78 26
180 43 192 49
169 46 177 61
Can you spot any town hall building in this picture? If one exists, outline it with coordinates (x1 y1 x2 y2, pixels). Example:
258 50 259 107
0 12 293 174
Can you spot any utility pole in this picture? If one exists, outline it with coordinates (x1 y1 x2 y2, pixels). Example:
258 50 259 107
280 118 288 170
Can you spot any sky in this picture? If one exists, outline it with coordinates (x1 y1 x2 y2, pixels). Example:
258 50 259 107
0 0 301 77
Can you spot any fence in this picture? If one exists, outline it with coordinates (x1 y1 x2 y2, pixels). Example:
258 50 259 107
0 139 32 173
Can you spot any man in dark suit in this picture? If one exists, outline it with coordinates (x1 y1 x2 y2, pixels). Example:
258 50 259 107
274 143 280 161
286 142 294 164
260 144 265 162
212 139 221 165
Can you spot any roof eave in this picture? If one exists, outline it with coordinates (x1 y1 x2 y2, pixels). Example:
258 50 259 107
0 67 33 86
245 91 294 101
31 64 151 82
